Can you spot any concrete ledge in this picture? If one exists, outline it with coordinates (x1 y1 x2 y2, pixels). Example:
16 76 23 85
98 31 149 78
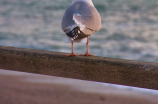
1 69 158 104
0 45 158 89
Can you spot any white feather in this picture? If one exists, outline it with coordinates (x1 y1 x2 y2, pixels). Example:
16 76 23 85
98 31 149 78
73 14 85 31
65 36 87 43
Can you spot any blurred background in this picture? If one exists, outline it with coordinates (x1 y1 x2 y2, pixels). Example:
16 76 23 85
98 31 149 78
0 0 158 63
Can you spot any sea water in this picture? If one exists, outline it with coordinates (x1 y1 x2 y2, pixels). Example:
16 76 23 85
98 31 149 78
0 0 158 63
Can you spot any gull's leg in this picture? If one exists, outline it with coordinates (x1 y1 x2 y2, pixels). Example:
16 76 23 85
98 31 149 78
64 42 78 56
80 37 95 56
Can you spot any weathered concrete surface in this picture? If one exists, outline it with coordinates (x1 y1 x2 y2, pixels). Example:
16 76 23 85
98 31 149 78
0 45 158 89
0 69 158 104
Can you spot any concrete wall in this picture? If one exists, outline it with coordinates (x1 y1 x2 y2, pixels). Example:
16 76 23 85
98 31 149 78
0 45 158 90
1 69 158 104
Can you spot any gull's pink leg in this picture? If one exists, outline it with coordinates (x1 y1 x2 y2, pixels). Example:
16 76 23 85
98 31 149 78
64 42 78 56
80 37 95 56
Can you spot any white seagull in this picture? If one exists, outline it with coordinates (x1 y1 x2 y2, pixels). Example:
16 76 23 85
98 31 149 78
61 0 101 56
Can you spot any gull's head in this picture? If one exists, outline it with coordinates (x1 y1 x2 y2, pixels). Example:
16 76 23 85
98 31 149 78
72 0 93 5
72 0 92 1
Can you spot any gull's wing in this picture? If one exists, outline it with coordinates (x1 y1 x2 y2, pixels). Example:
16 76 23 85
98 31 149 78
62 1 101 35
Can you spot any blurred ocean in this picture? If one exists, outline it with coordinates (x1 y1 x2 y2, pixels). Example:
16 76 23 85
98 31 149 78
0 0 158 63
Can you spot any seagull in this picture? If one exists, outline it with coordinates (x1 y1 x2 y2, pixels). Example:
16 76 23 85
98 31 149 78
61 0 101 56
